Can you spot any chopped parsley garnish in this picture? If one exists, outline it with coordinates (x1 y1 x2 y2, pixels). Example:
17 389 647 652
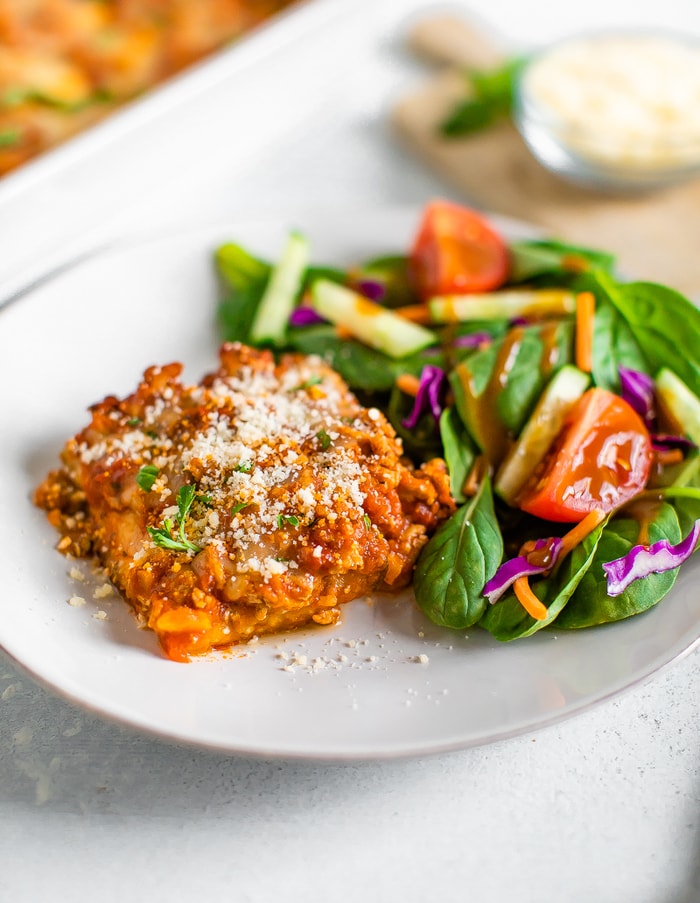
316 429 332 450
277 514 300 528
126 417 141 427
234 461 253 473
291 375 323 391
363 514 372 529
145 429 158 440
136 464 159 492
0 128 21 148
231 502 248 516
2 86 114 113
197 494 213 507
147 484 201 554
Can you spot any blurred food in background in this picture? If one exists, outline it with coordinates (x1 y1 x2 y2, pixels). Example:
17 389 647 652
0 0 298 176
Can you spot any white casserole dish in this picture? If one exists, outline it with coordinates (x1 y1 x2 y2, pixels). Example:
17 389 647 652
0 0 364 305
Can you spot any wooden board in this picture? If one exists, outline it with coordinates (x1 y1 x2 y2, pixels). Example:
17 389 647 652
392 15 700 296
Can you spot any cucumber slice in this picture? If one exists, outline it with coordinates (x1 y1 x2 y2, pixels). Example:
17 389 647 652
310 279 437 359
495 364 590 504
656 368 700 444
249 231 309 347
428 289 575 323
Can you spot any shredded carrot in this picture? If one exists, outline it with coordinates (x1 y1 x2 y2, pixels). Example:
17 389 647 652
513 576 548 621
395 373 421 397
561 254 590 273
575 291 595 372
335 325 354 341
397 304 432 324
655 448 684 467
559 508 607 558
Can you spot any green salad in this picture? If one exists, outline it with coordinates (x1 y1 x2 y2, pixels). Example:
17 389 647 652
213 200 700 640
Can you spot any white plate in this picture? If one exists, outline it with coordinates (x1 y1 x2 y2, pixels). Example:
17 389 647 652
1 207 698 760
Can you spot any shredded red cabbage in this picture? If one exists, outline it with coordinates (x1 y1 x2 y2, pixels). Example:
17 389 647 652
356 279 386 302
452 332 493 349
401 365 447 429
289 306 327 327
603 518 700 596
618 366 655 427
651 433 697 452
483 537 563 604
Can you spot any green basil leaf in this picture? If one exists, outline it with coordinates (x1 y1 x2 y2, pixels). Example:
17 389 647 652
414 476 503 628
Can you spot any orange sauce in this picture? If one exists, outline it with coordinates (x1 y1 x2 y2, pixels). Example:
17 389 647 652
456 326 525 467
622 495 664 546
539 321 562 375
354 296 383 318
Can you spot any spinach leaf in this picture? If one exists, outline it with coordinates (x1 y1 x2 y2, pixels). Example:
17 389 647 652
578 271 700 397
670 493 700 536
496 328 547 434
497 321 573 434
653 451 700 490
555 503 682 628
304 264 346 290
449 322 573 455
452 318 511 348
510 239 615 283
215 242 270 293
288 326 442 393
215 243 271 344
588 291 649 392
610 280 700 398
439 407 476 503
353 254 415 308
413 477 503 628
479 520 604 640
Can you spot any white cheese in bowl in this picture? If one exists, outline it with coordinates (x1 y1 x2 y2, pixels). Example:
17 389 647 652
516 33 700 187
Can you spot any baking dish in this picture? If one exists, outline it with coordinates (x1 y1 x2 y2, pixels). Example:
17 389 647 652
0 0 364 305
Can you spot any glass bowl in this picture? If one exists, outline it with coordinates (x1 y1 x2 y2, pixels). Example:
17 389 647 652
513 31 700 192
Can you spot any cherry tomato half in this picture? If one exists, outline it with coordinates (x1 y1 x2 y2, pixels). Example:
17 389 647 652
410 200 510 300
519 388 653 523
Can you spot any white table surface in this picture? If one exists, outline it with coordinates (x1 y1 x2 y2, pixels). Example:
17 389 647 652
1 2 699 901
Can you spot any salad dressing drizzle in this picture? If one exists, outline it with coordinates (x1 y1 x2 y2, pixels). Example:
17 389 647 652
539 321 562 375
458 326 524 466
622 495 664 546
